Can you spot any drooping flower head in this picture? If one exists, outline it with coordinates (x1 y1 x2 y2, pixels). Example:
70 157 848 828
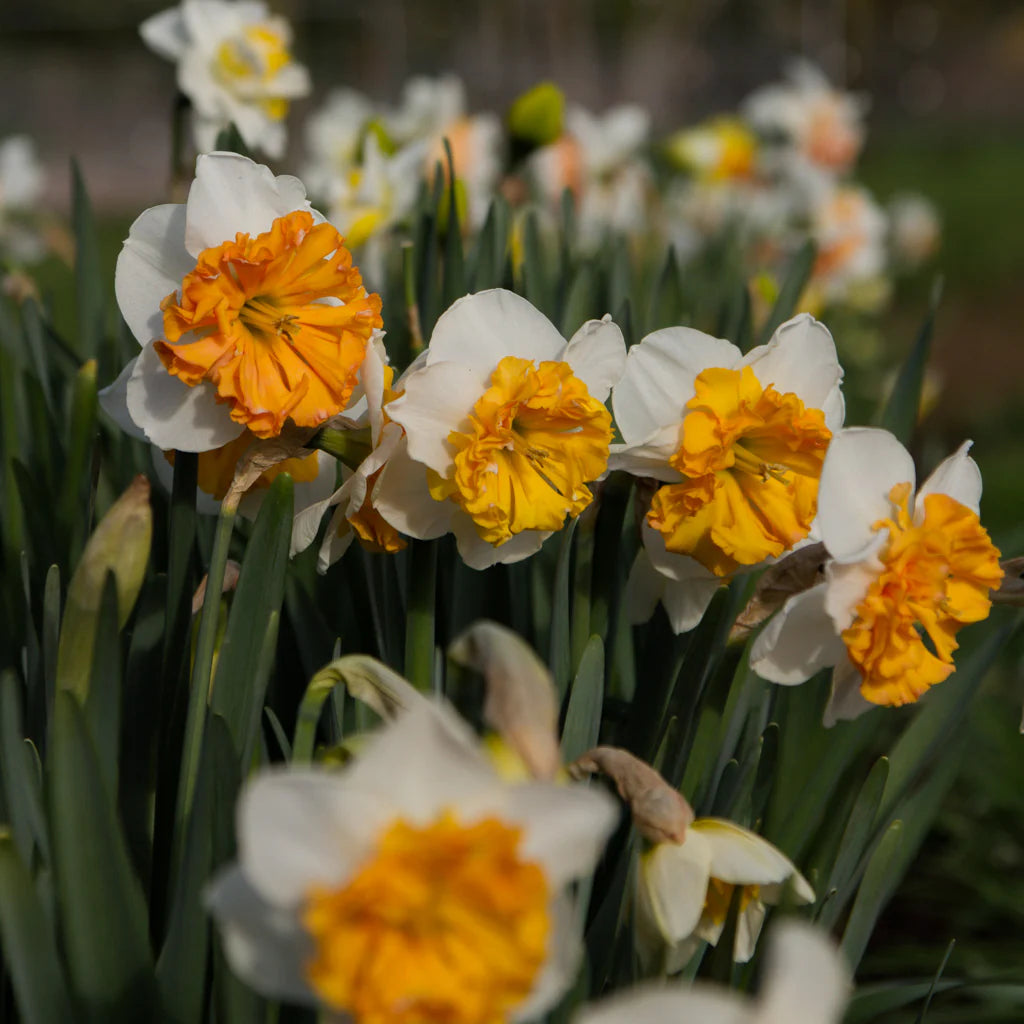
206 702 617 1022
141 0 311 158
611 314 844 632
111 152 381 452
376 290 626 569
752 429 1004 722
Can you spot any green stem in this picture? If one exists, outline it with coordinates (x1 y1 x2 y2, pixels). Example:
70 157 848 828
404 539 437 692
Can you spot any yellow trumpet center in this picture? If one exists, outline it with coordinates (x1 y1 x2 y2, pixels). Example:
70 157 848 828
647 364 831 577
156 210 382 439
302 812 549 1024
842 482 1003 707
435 356 613 545
214 24 294 119
703 877 761 927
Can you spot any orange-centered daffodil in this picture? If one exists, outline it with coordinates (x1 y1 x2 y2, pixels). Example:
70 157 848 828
647 364 831 577
156 210 382 439
302 812 549 1023
433 356 613 546
842 482 1003 707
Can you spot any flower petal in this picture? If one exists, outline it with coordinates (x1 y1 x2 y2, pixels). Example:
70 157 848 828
139 6 189 61
98 357 149 442
577 987 746 1024
373 435 456 540
115 203 192 346
823 549 883 632
512 896 583 1022
612 327 741 444
743 313 844 430
750 583 845 684
734 899 766 964
692 819 811 892
662 576 723 635
452 512 549 570
823 661 875 727
126 342 245 451
608 424 682 482
639 833 714 945
560 315 626 403
204 866 315 1004
915 440 981 517
817 428 915 563
185 152 313 256
425 289 565 376
625 549 665 626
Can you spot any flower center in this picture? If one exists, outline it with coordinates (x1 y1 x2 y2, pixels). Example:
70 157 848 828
214 25 293 119
842 482 1003 707
703 877 760 928
302 812 549 1024
156 210 382 439
163 432 320 501
646 364 831 577
435 356 613 545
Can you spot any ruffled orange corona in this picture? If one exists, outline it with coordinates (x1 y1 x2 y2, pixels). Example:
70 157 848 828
842 483 1003 706
647 365 831 577
302 812 549 1023
156 210 382 439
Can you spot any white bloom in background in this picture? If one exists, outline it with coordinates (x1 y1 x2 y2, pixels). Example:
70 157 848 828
102 151 381 452
301 88 374 200
752 428 1003 724
807 184 889 308
667 116 759 184
636 818 814 969
744 60 867 187
206 702 617 1022
0 135 46 263
376 289 626 570
611 314 844 632
888 192 941 268
383 74 502 231
141 0 311 159
531 103 653 248
577 919 849 1024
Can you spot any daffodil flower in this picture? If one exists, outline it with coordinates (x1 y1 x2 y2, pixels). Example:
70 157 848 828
205 702 617 1022
141 0 311 158
636 817 814 969
577 920 849 1024
106 151 381 452
376 289 626 570
751 428 1004 723
611 313 844 632
666 116 759 183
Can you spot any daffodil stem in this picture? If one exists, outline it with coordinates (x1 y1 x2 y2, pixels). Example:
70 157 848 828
404 539 437 692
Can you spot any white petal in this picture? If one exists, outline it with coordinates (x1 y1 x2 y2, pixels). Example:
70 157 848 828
642 522 719 584
480 782 618 888
452 514 548 570
185 152 312 256
625 549 665 626
823 550 883 632
512 896 583 1022
692 819 810 890
342 702 501 825
612 327 741 444
237 770 392 906
662 576 723 634
373 436 456 540
126 342 245 451
384 361 484 474
734 898 766 963
424 289 565 376
608 424 682 483
204 866 314 1004
823 661 875 727
98 358 149 442
115 203 192 346
288 452 339 555
817 428 915 563
139 6 189 61
758 920 851 1024
577 987 746 1024
317 505 355 572
639 834 713 945
915 440 981 517
750 584 844 684
560 315 626 403
743 314 844 424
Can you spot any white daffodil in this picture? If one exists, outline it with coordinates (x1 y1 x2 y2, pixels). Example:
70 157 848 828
806 184 889 311
0 135 46 264
888 192 941 269
383 74 502 231
637 818 814 970
376 289 626 570
301 87 374 201
610 314 844 632
751 428 1003 724
102 151 381 452
743 60 867 188
577 919 849 1024
140 0 311 159
206 701 618 1022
